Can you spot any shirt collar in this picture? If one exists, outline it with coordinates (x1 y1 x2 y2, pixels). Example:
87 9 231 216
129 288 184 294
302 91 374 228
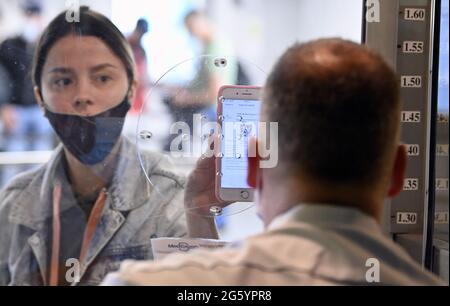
268 203 381 235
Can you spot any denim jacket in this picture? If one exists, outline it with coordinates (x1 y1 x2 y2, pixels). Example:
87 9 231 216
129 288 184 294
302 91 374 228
0 138 187 286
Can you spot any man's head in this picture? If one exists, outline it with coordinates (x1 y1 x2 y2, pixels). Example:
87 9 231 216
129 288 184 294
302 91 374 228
22 0 43 43
135 18 149 36
248 39 406 225
22 0 42 17
184 10 214 42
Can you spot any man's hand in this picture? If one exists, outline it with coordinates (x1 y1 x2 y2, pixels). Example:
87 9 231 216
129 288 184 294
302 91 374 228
184 154 231 214
184 137 233 238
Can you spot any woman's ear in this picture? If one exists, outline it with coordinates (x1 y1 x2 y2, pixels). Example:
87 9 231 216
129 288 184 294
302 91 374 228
128 80 138 103
34 86 45 113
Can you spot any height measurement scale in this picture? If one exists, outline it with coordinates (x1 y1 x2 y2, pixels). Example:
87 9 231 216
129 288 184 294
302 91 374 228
365 0 448 275
391 1 433 233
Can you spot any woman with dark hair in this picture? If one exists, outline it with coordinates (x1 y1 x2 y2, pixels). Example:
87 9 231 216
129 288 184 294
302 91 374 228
0 7 219 286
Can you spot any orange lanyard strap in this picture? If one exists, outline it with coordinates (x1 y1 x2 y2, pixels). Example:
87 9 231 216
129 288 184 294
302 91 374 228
79 189 107 265
50 184 107 286
50 183 62 287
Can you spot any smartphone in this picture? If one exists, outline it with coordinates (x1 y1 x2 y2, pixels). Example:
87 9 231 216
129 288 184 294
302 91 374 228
215 85 262 202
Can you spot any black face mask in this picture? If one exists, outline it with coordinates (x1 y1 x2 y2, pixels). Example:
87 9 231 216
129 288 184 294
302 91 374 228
45 98 131 165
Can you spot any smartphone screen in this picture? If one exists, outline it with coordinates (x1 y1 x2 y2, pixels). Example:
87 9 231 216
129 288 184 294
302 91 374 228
220 98 261 189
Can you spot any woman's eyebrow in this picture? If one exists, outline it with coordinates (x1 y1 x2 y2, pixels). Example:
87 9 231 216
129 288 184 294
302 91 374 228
48 67 73 74
90 63 118 72
47 64 118 74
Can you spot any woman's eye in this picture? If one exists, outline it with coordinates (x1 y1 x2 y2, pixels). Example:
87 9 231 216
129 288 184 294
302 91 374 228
54 78 72 87
97 75 112 83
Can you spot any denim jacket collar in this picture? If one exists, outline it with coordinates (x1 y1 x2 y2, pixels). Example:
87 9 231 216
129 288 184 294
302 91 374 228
8 137 164 231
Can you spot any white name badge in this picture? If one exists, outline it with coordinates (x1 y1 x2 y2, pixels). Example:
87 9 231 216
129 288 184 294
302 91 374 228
150 237 230 260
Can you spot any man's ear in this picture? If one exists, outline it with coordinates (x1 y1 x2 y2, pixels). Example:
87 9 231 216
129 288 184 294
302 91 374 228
247 137 260 188
387 144 408 197
34 86 45 113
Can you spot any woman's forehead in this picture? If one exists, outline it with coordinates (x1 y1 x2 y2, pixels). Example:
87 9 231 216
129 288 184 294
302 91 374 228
43 35 125 72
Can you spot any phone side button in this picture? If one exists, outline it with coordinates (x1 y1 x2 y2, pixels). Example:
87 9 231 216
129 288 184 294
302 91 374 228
241 191 250 200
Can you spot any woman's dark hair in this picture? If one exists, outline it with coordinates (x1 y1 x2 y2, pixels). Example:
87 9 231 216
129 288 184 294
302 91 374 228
32 6 135 92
